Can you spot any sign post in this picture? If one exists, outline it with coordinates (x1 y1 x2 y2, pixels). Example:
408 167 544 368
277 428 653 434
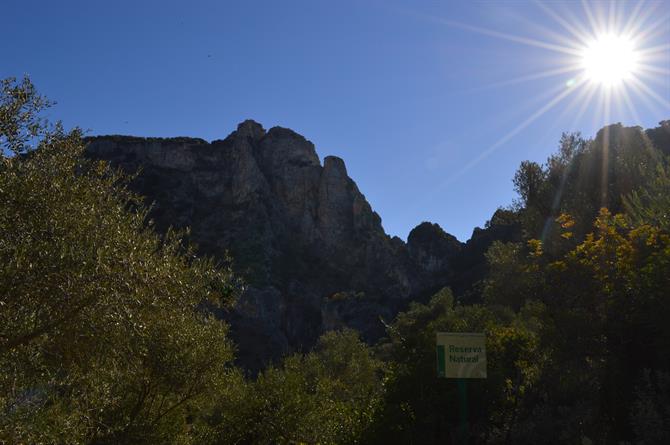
436 332 487 445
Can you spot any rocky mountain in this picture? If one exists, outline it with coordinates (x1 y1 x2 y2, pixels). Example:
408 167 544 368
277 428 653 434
85 121 515 370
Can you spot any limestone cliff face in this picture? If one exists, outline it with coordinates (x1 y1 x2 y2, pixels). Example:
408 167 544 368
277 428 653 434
86 120 442 370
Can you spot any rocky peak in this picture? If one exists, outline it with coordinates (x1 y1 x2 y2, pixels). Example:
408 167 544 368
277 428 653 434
236 119 266 141
317 156 354 242
260 127 320 167
408 222 462 266
406 222 462 291
323 155 347 176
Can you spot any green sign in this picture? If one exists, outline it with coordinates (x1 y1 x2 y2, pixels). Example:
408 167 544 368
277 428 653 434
436 332 487 379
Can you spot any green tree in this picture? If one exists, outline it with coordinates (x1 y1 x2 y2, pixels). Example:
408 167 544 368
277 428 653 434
513 160 546 211
200 329 383 445
625 160 670 230
0 77 240 444
1 76 53 156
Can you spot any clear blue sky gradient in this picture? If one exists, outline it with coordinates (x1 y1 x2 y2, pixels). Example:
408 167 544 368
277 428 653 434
2 1 669 240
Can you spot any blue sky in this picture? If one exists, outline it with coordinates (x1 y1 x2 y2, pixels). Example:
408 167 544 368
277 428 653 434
2 0 668 241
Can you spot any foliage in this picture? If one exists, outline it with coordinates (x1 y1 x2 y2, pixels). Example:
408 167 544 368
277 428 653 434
0 77 239 444
512 126 663 244
513 160 546 211
369 288 546 444
624 160 670 230
631 370 670 445
1 76 54 156
199 329 383 445
482 209 670 443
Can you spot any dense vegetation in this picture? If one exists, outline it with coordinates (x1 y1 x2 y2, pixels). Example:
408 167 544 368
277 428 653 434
2 77 669 444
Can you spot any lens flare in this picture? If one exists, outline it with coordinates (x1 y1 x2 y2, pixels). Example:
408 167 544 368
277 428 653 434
418 0 669 190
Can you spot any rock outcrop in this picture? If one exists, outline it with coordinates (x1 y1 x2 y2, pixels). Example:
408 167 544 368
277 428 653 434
86 121 448 370
407 222 462 289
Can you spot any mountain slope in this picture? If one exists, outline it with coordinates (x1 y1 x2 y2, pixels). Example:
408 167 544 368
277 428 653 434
86 120 468 369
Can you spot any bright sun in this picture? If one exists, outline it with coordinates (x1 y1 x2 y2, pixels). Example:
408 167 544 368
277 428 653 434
581 34 639 87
